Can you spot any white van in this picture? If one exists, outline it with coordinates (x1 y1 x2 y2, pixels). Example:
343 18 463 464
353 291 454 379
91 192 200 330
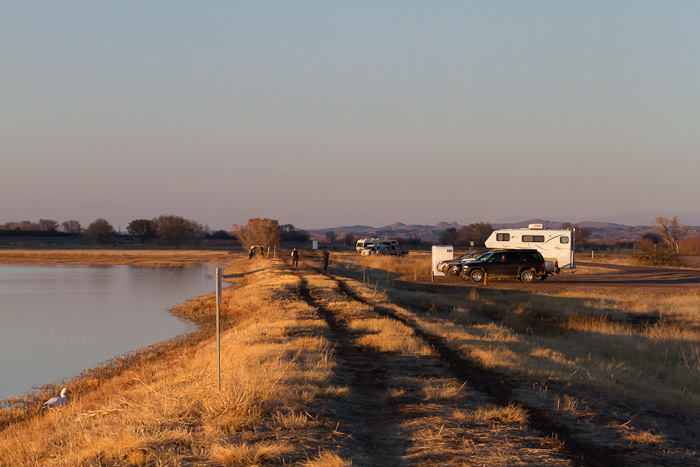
484 224 574 272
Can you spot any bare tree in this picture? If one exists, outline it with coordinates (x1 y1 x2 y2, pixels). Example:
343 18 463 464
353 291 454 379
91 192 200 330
653 216 689 253
635 236 680 266
280 224 310 242
62 220 82 234
340 232 356 245
561 222 592 245
37 219 59 232
18 221 37 231
233 218 281 249
325 230 337 243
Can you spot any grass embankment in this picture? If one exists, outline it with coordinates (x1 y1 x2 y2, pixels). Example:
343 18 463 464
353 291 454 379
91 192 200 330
0 255 352 465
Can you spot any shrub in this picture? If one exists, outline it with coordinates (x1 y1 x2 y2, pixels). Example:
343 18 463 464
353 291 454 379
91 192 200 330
634 238 681 266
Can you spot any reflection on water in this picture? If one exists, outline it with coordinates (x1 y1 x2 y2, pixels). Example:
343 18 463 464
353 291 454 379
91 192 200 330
0 264 217 400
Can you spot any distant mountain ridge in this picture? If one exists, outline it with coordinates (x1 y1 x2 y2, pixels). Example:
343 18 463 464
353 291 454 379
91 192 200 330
307 219 667 242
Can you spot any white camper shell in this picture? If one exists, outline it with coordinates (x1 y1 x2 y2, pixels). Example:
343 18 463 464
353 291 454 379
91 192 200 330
484 224 574 273
356 237 399 252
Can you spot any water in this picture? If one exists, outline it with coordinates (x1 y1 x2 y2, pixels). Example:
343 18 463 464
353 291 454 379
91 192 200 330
0 264 218 400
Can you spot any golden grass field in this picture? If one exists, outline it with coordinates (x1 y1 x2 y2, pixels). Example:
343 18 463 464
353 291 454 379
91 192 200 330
1 249 700 465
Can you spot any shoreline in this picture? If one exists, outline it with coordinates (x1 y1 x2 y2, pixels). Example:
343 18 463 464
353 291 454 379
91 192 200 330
0 248 235 267
0 250 235 427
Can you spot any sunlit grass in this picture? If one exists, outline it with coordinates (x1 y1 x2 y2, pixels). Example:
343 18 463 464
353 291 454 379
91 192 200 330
4 249 700 464
335 253 700 412
0 257 344 465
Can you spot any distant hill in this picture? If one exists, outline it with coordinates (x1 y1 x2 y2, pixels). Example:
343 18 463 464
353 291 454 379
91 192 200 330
307 219 667 243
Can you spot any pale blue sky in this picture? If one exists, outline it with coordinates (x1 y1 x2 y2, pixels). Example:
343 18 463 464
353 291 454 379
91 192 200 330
2 1 699 230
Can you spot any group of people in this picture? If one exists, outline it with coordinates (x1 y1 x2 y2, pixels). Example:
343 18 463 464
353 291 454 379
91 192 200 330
248 244 266 259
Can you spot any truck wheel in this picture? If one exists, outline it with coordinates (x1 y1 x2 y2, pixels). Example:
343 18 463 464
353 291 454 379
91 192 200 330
520 270 535 283
400 252 406 257
448 265 460 276
459 270 470 281
469 269 484 283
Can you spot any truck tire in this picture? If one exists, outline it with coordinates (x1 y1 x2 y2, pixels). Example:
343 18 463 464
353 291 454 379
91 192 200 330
520 269 535 283
448 265 460 276
469 269 484 283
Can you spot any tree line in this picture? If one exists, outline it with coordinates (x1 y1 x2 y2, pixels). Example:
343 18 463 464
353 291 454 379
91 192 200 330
0 216 312 248
1 219 81 234
7 216 691 259
0 216 209 246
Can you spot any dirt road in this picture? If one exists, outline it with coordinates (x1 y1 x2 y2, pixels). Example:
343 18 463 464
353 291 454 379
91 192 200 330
438 261 700 294
287 259 699 466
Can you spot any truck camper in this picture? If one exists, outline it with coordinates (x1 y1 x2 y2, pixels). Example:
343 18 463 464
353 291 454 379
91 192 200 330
355 237 398 252
484 224 574 273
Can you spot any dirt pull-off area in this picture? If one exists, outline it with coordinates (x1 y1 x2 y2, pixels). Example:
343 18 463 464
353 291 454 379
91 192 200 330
292 265 578 466
288 256 700 466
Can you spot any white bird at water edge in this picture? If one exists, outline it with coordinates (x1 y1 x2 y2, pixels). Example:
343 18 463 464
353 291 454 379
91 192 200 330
43 388 70 408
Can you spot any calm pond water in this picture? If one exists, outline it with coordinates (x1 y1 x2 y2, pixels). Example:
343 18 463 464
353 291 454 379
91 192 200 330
0 264 219 400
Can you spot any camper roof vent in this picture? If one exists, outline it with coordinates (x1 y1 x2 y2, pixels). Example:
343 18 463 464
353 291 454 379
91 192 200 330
528 223 543 230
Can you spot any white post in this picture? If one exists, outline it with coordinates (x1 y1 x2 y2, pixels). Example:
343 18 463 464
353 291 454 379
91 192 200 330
216 267 222 391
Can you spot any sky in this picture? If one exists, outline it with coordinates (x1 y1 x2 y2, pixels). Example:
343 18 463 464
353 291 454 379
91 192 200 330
2 1 700 231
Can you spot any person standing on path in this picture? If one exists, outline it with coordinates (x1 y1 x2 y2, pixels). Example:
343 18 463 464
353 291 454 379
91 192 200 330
322 246 329 271
291 248 299 267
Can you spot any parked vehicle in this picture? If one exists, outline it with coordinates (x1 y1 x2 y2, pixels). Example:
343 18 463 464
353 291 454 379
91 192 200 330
437 251 488 276
356 237 398 252
361 244 408 257
484 224 574 273
375 245 408 257
459 249 547 283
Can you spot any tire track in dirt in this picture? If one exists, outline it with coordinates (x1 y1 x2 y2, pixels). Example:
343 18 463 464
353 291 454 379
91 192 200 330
294 270 407 466
326 272 625 467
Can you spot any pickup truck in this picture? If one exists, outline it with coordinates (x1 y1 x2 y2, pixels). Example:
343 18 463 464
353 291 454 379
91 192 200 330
360 244 408 257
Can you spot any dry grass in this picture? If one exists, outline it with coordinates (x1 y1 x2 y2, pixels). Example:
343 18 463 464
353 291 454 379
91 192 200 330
455 403 529 424
0 257 345 465
302 451 353 467
330 253 700 433
5 249 700 464
331 251 433 283
349 317 434 357
420 378 467 401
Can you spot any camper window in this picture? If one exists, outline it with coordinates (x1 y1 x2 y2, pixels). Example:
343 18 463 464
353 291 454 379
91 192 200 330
560 237 569 244
496 233 510 241
522 235 545 242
